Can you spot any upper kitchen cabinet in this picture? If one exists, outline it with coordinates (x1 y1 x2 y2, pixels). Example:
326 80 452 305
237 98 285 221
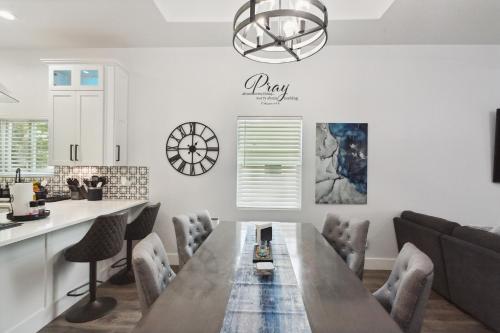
104 65 129 166
49 64 104 91
43 60 128 166
49 91 104 165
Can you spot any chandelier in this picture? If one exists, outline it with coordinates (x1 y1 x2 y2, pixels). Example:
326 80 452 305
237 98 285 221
233 0 328 64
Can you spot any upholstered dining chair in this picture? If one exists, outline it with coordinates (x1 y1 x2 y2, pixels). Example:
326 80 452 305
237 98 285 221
172 210 213 268
132 232 176 315
321 213 370 279
373 242 434 333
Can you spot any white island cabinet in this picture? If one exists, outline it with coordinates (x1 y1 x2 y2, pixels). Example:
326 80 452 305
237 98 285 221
0 200 147 333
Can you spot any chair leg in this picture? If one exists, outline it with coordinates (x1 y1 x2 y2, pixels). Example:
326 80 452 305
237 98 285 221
109 239 136 285
65 262 117 323
89 261 97 302
126 238 133 271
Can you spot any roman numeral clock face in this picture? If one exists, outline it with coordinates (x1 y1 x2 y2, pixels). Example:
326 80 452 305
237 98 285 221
166 122 219 176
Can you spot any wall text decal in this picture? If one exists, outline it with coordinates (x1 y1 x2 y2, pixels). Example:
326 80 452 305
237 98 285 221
242 73 298 105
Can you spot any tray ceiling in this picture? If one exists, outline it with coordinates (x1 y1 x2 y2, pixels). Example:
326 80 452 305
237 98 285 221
153 0 396 22
0 0 499 48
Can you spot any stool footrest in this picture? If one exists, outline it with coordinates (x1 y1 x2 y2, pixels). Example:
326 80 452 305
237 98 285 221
111 257 127 269
67 280 104 297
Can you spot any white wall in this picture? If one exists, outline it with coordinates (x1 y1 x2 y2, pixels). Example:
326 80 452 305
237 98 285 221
0 52 48 119
1 46 500 267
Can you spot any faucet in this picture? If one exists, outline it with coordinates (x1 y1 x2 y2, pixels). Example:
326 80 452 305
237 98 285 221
15 168 21 183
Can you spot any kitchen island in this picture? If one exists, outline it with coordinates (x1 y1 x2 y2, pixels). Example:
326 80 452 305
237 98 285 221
0 199 148 333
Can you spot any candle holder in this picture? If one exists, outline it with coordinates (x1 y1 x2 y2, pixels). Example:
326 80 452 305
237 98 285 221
253 241 273 263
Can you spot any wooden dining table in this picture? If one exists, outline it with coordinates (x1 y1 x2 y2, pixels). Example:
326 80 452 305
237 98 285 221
132 222 402 333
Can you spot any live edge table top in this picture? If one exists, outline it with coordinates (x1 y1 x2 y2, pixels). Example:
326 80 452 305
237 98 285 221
133 222 402 333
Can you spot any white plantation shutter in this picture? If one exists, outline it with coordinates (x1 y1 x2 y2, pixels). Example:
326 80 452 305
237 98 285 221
0 119 52 175
237 117 302 209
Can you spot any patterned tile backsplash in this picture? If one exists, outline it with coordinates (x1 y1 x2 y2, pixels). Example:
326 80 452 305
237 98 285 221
0 166 149 200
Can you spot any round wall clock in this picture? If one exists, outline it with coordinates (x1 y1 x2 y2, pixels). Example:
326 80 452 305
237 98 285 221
166 122 220 176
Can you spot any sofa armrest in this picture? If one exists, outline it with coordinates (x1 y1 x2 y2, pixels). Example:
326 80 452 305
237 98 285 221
393 217 451 299
442 235 500 332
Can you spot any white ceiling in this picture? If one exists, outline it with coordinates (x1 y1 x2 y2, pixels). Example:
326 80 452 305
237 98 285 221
153 0 395 22
0 0 500 48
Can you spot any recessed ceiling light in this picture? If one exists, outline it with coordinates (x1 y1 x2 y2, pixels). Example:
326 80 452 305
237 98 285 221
0 10 16 21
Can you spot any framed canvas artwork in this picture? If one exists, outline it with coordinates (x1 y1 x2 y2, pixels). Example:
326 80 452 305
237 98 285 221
316 123 368 204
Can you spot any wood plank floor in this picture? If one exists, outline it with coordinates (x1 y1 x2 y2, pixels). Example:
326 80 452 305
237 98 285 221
39 269 493 333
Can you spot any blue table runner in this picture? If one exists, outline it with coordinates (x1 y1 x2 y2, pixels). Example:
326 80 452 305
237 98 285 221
220 224 312 333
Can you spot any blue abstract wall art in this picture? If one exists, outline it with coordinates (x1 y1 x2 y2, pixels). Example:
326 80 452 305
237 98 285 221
316 123 368 204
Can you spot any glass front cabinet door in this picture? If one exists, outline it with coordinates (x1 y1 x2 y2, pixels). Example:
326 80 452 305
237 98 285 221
78 65 103 90
49 65 103 91
49 65 73 90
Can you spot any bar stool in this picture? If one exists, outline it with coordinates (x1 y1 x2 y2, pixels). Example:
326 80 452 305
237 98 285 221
64 212 128 323
109 203 161 285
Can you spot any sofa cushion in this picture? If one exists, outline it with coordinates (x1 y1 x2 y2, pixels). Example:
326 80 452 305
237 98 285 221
401 211 459 235
452 226 500 254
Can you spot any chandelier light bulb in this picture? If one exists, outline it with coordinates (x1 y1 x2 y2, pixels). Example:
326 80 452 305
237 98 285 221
257 16 270 30
283 20 298 37
256 25 264 38
296 0 311 11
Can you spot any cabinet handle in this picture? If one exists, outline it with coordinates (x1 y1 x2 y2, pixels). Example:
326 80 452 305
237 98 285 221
75 144 79 161
116 145 121 162
70 145 74 161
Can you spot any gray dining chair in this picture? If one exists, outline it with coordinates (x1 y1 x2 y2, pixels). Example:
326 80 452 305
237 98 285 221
321 213 370 279
172 210 213 268
373 242 434 333
132 232 176 315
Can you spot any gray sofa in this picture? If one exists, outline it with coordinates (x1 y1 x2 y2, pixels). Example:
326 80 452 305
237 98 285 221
393 211 458 300
442 226 500 332
394 211 500 332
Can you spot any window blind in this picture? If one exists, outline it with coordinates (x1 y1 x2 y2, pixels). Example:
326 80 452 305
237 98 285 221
237 117 302 209
0 119 52 175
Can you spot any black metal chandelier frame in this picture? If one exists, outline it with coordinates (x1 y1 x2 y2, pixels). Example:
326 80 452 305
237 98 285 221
233 0 328 63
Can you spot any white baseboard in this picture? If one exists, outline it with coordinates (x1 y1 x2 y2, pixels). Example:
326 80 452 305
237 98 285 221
167 252 179 266
365 257 396 270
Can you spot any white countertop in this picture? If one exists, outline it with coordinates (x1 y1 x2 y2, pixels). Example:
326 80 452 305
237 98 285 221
0 199 148 248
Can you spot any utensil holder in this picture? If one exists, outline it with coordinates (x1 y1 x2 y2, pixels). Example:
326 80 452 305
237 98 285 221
70 191 82 200
87 188 103 201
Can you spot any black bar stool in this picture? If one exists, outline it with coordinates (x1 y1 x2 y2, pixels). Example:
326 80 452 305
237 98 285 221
109 203 161 285
64 212 128 323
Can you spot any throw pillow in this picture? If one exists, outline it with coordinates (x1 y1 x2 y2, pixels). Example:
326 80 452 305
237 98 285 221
490 226 500 236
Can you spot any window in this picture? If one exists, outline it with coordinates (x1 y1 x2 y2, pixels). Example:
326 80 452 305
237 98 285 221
237 117 302 210
0 119 53 176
